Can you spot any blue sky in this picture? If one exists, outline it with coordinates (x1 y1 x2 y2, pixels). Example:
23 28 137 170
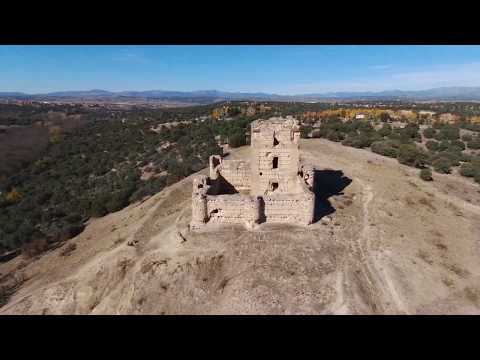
2 45 480 94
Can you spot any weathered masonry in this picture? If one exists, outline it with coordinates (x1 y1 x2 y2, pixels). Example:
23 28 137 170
191 116 316 230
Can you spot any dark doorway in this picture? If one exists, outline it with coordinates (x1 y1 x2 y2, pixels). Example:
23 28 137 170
271 182 279 191
273 136 279 146
272 157 278 169
312 169 352 222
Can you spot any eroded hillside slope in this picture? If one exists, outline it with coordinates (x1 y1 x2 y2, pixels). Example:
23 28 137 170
1 139 480 314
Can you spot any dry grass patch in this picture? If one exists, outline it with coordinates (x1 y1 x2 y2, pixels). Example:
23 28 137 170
60 243 77 257
407 180 419 188
405 197 416 207
442 262 470 279
465 287 480 306
430 229 444 238
0 272 25 308
434 242 448 251
417 250 434 265
418 197 436 212
446 202 463 217
442 277 455 288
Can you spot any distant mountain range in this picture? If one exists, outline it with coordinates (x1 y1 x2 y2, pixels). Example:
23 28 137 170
4 86 480 102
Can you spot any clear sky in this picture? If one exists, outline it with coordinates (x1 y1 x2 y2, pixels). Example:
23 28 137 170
2 45 480 95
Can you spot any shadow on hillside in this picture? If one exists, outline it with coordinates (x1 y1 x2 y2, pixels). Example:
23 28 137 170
313 169 352 223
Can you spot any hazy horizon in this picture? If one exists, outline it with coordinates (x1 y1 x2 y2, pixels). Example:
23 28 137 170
2 45 480 95
6 85 480 97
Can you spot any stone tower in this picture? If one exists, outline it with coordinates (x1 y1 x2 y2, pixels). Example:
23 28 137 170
250 116 301 196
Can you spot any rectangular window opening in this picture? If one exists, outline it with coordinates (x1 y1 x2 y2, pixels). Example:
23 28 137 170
272 157 278 169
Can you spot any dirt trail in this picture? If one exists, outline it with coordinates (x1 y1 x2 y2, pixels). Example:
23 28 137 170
1 138 480 314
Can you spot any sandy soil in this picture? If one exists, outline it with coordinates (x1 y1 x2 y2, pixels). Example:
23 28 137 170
1 138 480 314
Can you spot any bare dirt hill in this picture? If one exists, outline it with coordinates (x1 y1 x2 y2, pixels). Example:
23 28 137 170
1 139 480 314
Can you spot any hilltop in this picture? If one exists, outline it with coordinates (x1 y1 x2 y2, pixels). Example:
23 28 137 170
1 139 480 314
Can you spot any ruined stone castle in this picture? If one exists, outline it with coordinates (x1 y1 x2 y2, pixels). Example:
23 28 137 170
191 116 316 230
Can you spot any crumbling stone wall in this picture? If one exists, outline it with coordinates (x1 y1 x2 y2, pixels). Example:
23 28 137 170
210 155 250 192
205 194 258 228
262 191 314 225
190 116 316 231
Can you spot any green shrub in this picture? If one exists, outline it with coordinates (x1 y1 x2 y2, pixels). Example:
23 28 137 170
65 213 82 224
378 123 392 137
90 201 107 217
300 126 312 138
459 163 479 178
326 130 345 142
425 140 439 152
419 168 433 181
460 153 473 163
438 140 450 152
450 140 466 151
342 132 378 148
371 140 399 158
429 151 460 168
228 132 246 148
105 193 129 213
475 173 480 184
397 144 428 168
467 138 480 149
435 127 460 141
432 158 452 174
423 127 436 138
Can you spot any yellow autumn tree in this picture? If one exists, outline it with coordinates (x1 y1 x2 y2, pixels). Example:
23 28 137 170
5 188 22 204
469 115 480 124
